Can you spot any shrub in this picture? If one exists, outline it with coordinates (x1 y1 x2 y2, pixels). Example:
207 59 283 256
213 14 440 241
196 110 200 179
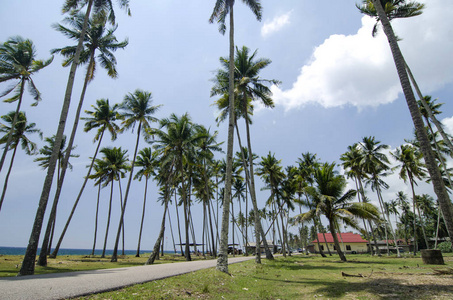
437 241 452 253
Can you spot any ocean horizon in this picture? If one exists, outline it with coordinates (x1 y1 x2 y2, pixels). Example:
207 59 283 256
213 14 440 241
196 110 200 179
0 246 180 256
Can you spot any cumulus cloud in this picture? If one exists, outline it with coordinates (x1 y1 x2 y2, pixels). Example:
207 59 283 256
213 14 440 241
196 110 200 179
272 0 453 110
261 11 292 38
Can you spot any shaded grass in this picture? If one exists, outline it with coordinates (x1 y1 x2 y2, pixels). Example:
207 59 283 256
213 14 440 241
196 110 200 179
76 253 453 300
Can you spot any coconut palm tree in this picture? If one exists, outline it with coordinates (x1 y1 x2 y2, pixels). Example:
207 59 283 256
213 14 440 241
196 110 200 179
0 111 41 212
36 13 128 266
153 113 207 261
391 144 428 254
110 89 161 262
133 147 156 257
0 36 52 173
20 0 130 276
49 98 121 259
297 163 380 261
357 0 453 247
89 147 129 258
209 0 262 273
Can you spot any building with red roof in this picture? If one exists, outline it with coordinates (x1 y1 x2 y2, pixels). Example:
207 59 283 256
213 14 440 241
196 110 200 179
309 232 369 254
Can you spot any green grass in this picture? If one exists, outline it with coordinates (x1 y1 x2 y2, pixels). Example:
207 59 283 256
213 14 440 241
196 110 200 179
75 253 453 300
0 253 212 277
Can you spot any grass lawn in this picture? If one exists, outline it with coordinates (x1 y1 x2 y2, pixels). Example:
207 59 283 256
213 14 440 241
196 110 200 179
75 253 453 300
0 253 209 277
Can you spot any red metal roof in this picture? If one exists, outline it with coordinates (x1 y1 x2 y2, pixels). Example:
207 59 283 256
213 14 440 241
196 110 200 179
311 232 368 244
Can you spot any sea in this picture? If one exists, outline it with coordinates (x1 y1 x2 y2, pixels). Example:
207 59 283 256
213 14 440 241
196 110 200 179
0 246 179 256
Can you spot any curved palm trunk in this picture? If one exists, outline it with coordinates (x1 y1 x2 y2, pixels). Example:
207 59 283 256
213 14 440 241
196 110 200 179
376 186 400 257
371 0 453 245
102 180 115 258
118 177 125 256
217 3 235 274
111 123 141 262
19 2 93 275
50 129 105 258
357 178 380 255
136 176 149 257
181 169 192 261
328 219 346 262
0 77 25 174
146 197 169 264
91 183 101 256
0 146 18 211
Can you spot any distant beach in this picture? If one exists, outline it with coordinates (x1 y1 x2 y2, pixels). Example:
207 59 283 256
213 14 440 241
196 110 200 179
0 246 179 256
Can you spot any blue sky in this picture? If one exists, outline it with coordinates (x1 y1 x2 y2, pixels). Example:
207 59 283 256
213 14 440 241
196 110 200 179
1 0 452 251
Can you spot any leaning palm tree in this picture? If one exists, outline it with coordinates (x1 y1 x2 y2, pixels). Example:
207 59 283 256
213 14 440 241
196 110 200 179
110 89 161 262
0 111 41 212
36 13 128 266
49 98 121 259
133 147 156 257
209 0 262 273
296 163 380 262
357 0 453 246
20 0 130 276
0 36 52 173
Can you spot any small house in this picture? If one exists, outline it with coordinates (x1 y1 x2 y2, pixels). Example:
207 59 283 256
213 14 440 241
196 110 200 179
311 232 369 254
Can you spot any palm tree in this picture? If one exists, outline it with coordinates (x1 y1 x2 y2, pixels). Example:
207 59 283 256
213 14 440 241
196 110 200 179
297 163 380 261
209 0 262 274
34 135 78 258
357 0 453 247
0 111 41 212
89 147 129 258
20 0 130 276
49 98 121 259
153 113 207 261
110 89 161 262
391 144 427 254
211 45 280 262
36 13 128 266
0 36 52 173
133 147 156 257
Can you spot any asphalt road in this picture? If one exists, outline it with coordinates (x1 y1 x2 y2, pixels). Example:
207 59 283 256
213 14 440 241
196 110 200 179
0 256 255 300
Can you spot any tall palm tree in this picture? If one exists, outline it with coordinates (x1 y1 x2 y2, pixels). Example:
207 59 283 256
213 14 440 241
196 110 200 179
209 0 262 273
0 36 52 173
89 147 129 258
357 0 453 247
37 13 128 266
49 98 121 259
0 111 41 212
20 0 130 276
211 45 280 262
110 89 161 262
133 147 156 257
391 144 427 254
297 163 380 261
153 113 207 261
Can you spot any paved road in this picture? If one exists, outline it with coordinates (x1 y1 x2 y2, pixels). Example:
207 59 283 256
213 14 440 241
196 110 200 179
0 256 255 300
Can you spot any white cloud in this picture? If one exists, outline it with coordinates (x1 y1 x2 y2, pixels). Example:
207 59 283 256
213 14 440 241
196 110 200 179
261 11 292 38
272 0 453 110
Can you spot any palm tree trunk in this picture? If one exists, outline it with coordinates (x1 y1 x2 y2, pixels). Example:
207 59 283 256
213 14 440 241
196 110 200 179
328 219 346 262
111 123 141 262
217 2 235 274
19 2 94 274
50 129 105 259
136 176 149 257
371 0 453 245
102 180 115 258
0 146 18 211
167 206 177 254
146 198 169 264
207 196 217 257
175 191 184 256
118 177 125 256
0 77 25 174
91 183 101 256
